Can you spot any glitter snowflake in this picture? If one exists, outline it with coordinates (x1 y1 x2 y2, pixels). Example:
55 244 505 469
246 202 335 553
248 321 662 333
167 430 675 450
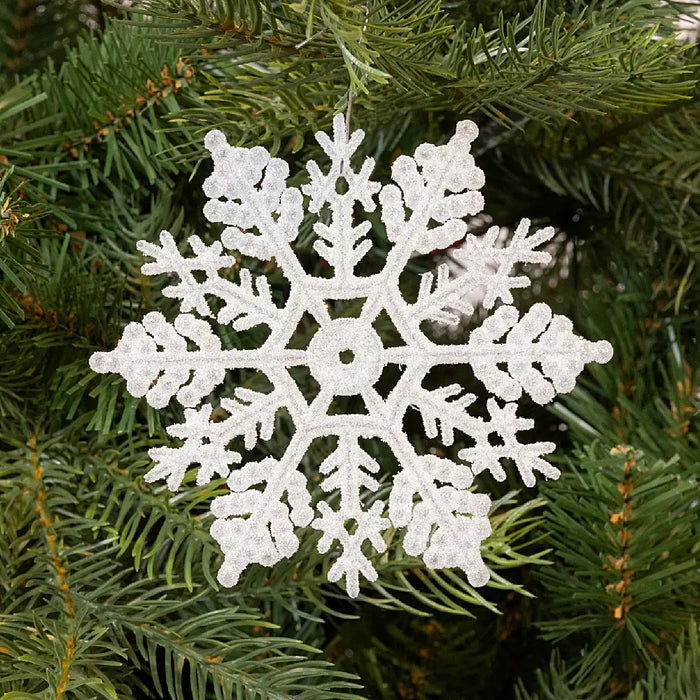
89 115 612 597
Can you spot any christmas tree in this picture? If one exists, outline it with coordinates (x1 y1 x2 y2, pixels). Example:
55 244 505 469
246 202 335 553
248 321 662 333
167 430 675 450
0 1 698 698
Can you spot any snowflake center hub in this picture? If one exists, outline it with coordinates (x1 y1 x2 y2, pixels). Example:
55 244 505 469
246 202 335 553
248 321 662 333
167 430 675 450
307 317 384 396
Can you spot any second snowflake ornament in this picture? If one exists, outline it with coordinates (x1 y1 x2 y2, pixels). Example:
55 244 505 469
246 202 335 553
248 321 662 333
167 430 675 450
90 115 612 597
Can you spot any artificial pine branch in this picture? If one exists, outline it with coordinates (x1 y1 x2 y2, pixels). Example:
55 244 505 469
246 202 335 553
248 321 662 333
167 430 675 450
0 425 366 699
537 445 698 688
1 0 698 697
627 620 700 698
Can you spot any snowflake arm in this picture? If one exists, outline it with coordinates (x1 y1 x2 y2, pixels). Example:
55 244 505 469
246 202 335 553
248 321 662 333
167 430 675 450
89 312 226 408
211 454 314 587
145 405 242 490
378 120 485 259
311 435 390 597
301 114 381 279
402 383 558 487
457 399 559 487
388 445 492 588
467 303 613 404
137 232 236 317
384 301 612 411
201 128 333 324
408 219 557 327
144 383 290 491
137 232 283 330
202 130 303 260
450 219 556 311
88 311 309 408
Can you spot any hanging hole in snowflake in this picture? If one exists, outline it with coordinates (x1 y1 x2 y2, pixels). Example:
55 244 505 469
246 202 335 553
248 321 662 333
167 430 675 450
335 176 348 194
343 518 359 534
339 349 355 364
191 269 208 284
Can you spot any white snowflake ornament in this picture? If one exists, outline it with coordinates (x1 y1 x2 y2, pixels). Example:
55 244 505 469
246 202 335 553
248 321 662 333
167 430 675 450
90 115 612 597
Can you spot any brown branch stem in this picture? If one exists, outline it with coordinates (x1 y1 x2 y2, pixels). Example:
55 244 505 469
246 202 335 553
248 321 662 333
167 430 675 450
30 433 76 699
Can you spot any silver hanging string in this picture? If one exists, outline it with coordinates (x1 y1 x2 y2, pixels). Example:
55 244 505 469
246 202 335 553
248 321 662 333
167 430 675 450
341 6 370 173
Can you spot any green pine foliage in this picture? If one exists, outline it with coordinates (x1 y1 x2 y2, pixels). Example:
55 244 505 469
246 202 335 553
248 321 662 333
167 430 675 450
517 621 700 699
0 424 364 699
1 0 698 698
538 445 698 683
627 620 700 699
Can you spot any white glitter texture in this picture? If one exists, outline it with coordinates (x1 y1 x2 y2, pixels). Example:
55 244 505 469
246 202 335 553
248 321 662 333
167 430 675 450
89 116 613 597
